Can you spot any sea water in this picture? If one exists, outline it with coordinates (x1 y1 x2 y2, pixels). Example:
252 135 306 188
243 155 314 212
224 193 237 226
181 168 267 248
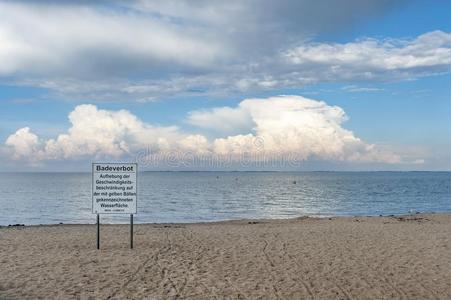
0 172 450 225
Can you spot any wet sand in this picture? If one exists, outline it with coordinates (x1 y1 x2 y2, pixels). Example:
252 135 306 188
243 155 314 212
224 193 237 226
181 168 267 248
1 214 451 299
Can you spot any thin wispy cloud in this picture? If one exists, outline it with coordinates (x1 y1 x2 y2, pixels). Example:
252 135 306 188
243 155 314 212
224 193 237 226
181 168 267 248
341 86 385 93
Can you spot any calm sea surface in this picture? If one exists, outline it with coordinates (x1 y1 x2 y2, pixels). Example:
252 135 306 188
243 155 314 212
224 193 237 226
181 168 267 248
0 172 450 225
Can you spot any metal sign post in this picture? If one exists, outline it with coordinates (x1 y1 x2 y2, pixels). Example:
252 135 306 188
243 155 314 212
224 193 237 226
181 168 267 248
96 214 100 249
130 214 134 249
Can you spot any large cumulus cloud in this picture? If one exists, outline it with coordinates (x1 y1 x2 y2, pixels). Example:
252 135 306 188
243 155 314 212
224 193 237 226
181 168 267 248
4 96 402 166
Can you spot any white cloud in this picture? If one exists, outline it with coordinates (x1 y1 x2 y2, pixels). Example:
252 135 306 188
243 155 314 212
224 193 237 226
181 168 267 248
341 85 384 93
209 96 398 162
0 1 225 77
4 30 450 102
187 106 255 135
5 127 40 161
28 104 182 161
177 135 210 154
2 1 449 101
284 31 451 82
4 96 405 166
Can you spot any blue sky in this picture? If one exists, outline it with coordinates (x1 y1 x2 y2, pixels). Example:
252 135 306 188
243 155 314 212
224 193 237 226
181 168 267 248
1 0 451 171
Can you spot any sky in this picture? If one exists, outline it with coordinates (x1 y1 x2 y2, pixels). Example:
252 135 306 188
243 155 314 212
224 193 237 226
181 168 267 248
1 0 451 171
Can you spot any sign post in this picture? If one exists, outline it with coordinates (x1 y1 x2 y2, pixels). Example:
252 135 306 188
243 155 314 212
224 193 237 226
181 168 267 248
92 163 137 249
130 214 134 249
96 214 100 249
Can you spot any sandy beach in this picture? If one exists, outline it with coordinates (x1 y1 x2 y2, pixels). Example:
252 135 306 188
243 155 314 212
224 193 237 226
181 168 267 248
1 214 451 299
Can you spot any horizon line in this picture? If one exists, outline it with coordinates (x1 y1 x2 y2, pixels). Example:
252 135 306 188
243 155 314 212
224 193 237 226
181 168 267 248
1 170 451 173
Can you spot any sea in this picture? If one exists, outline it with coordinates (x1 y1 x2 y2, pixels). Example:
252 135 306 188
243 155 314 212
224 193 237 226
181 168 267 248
0 172 450 225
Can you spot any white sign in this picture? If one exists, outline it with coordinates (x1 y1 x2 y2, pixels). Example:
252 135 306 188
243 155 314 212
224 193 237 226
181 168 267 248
92 163 137 214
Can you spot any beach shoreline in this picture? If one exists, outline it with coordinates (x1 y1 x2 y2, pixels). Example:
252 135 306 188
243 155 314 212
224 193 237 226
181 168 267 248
1 213 451 299
0 210 436 228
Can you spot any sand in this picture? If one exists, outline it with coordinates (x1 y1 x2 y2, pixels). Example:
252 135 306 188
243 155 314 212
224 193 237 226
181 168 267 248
1 214 451 299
